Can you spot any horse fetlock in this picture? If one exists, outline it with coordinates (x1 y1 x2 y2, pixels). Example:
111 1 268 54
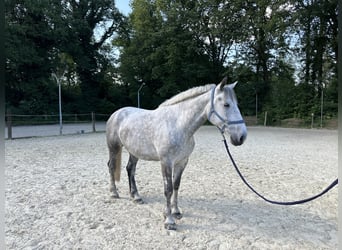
172 212 183 220
171 206 182 219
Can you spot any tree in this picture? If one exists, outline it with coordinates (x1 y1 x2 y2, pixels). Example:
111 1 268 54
5 0 126 114
295 0 337 84
56 0 126 112
116 0 214 108
5 0 59 114
236 0 294 111
293 0 338 118
187 0 248 80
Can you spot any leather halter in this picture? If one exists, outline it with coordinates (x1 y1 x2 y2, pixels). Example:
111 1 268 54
207 86 245 133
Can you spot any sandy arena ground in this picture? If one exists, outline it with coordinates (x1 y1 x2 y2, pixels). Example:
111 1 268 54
5 126 337 249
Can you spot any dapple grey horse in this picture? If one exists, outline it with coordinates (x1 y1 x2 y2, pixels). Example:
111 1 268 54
106 77 247 230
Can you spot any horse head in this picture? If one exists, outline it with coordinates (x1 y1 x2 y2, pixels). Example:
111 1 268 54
208 77 247 146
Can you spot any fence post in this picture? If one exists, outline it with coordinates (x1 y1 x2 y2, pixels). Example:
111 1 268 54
6 109 12 140
264 111 267 126
92 112 96 132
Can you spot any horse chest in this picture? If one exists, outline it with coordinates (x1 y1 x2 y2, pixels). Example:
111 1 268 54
155 133 195 163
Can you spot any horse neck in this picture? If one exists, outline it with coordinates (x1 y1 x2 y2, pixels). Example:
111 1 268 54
174 90 211 136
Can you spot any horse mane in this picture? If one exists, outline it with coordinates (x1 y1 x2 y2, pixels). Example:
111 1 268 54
159 84 215 107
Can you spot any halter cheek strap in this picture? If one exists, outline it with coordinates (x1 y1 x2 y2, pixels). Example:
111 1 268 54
207 87 244 133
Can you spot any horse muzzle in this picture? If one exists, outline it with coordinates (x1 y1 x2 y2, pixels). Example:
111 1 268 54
228 124 247 146
230 133 246 146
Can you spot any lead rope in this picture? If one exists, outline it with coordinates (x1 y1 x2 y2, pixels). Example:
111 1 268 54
220 131 338 205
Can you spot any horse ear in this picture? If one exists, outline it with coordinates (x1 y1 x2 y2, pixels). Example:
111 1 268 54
229 81 238 89
219 77 228 91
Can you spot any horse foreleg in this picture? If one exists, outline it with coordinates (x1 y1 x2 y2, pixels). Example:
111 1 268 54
171 160 187 220
161 162 176 230
126 154 143 204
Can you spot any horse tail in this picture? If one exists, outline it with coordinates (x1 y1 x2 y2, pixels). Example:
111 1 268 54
114 147 122 182
106 111 124 182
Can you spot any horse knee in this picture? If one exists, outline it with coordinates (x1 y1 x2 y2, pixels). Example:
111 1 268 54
173 170 185 190
164 179 173 197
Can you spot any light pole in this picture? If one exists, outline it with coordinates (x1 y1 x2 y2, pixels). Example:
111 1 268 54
254 87 258 125
255 90 258 124
137 82 145 108
320 86 324 128
52 73 64 135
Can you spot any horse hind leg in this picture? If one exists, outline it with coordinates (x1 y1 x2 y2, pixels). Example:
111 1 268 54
126 154 143 204
107 145 122 198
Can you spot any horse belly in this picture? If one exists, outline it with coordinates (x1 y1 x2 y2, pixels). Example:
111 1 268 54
122 136 159 161
118 117 160 161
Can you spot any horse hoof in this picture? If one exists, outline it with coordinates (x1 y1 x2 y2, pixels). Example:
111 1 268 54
172 212 183 220
110 187 119 198
111 193 119 199
164 223 177 230
133 198 144 204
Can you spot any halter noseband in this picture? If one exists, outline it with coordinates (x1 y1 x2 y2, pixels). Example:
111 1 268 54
207 86 245 133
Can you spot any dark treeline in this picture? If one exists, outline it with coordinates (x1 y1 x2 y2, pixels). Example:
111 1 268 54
5 0 337 125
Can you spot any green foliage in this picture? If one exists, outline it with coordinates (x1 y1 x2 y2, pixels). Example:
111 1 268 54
5 0 57 114
5 0 337 126
116 0 215 108
5 0 125 115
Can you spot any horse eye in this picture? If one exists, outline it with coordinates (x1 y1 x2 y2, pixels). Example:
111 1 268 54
224 103 230 108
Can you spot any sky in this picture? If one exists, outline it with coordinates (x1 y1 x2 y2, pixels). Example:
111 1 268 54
116 0 132 15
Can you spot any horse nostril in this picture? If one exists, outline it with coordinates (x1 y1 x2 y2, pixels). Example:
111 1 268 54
239 135 246 144
231 135 245 146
